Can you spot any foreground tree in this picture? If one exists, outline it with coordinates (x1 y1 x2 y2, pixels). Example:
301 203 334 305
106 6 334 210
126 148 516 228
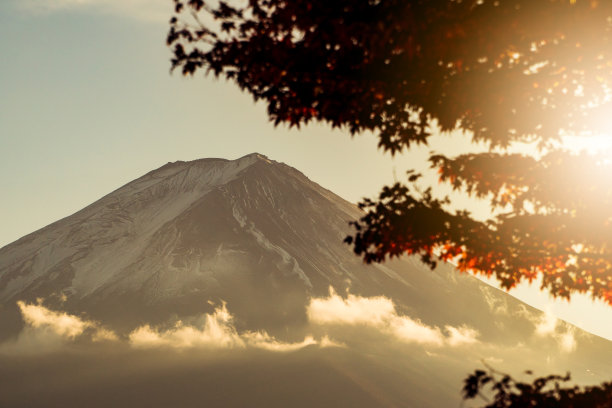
463 368 612 407
169 0 612 303
168 0 612 404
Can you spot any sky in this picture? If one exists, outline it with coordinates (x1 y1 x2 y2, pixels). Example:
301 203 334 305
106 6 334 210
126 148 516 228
1 0 611 341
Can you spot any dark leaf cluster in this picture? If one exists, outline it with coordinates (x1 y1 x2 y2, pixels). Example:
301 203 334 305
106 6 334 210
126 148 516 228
349 152 612 304
463 368 612 407
167 0 612 302
168 0 612 152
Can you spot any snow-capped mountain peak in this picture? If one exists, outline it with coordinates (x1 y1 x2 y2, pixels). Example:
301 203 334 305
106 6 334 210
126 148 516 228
0 154 367 329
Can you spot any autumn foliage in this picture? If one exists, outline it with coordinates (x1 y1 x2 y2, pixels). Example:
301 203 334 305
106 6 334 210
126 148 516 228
167 0 612 301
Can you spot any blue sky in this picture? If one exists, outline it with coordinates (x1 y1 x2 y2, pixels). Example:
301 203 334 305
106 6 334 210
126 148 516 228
1 0 611 341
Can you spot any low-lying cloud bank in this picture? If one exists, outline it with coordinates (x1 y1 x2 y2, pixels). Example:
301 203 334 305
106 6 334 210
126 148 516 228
3 300 339 354
5 288 584 357
17 300 118 342
4 290 481 354
128 303 328 352
307 289 479 347
0 300 118 354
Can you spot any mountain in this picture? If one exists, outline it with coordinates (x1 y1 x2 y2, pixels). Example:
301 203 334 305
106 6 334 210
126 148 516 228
0 153 408 332
1 153 611 407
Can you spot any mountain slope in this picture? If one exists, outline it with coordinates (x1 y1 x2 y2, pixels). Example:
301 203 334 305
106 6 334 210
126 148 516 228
0 154 411 331
0 153 611 408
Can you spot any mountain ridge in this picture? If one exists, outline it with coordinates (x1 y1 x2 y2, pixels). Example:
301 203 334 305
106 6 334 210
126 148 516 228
0 153 275 250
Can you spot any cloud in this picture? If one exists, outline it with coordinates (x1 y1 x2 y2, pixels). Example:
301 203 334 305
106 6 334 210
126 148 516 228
535 310 558 335
242 332 317 352
6 300 337 354
307 289 479 347
128 303 245 349
129 303 326 352
318 335 345 348
445 325 479 346
17 300 117 342
390 315 444 346
18 0 172 23
307 291 396 326
0 300 118 354
532 309 577 353
18 300 92 339
92 327 119 342
557 328 577 353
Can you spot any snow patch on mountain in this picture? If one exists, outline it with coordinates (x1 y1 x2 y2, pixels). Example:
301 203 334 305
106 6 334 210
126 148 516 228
231 204 312 287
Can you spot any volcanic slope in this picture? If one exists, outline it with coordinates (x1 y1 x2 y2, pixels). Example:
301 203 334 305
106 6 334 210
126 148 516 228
0 154 410 331
1 153 612 407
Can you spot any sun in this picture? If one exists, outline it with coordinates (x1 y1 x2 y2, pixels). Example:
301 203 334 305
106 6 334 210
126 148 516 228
562 134 612 155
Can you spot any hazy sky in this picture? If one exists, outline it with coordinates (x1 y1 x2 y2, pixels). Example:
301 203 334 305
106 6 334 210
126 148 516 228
1 0 611 341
